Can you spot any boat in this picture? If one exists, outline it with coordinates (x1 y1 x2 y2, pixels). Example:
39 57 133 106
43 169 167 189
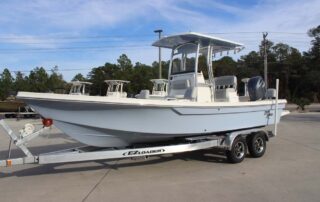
69 81 92 95
17 32 287 148
150 79 168 97
105 80 130 98
136 79 168 99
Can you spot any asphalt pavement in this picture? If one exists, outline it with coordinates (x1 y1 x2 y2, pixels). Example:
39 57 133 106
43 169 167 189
0 112 319 202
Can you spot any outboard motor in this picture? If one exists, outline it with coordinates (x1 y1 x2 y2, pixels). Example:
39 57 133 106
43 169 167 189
248 76 266 101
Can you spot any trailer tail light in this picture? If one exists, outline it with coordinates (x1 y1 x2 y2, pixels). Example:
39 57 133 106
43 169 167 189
42 118 53 127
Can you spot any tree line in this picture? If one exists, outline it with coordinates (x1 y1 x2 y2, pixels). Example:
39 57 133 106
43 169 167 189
0 25 319 104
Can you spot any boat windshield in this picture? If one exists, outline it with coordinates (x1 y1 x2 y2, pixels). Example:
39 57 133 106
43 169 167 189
171 43 197 75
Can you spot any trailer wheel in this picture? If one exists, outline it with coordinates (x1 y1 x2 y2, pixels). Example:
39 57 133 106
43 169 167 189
226 136 247 163
247 132 266 158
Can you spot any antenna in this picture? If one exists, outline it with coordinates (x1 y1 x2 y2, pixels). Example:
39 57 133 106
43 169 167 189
263 32 268 88
154 29 163 79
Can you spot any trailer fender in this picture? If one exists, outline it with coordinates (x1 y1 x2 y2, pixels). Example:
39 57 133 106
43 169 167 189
224 129 268 150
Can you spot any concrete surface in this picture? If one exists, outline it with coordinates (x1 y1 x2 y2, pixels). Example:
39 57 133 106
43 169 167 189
0 113 320 202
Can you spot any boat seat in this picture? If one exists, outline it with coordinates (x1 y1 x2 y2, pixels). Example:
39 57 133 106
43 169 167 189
184 87 196 100
214 76 239 102
214 76 237 90
168 79 193 99
136 90 150 99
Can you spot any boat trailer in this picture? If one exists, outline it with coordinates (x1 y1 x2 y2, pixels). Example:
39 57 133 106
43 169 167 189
0 118 276 167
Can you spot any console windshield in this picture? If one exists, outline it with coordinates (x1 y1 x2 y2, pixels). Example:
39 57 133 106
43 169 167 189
171 43 198 75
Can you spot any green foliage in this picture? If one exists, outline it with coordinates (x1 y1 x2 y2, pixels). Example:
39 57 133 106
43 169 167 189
13 71 28 92
152 61 169 79
0 68 14 99
198 55 208 79
305 25 320 71
293 97 311 111
48 66 67 93
88 67 108 95
72 73 86 81
213 56 237 76
28 67 49 92
87 55 169 96
0 67 66 100
259 39 274 56
129 63 155 95
117 54 133 71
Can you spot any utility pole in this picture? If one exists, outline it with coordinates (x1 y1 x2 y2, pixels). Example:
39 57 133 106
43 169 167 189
263 32 268 88
154 29 163 79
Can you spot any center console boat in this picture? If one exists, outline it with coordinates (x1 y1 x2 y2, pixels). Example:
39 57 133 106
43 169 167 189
17 32 287 148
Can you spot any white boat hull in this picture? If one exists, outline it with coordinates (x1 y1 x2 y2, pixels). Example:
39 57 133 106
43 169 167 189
17 92 286 147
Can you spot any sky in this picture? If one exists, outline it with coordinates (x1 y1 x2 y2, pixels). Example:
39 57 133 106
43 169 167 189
0 0 319 81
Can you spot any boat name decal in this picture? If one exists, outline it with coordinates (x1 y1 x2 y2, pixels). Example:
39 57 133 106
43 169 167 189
123 149 165 156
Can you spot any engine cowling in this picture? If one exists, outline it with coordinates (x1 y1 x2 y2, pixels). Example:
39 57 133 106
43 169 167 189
248 76 266 101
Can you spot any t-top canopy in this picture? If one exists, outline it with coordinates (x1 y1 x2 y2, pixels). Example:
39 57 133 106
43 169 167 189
71 81 92 86
152 32 244 52
150 79 168 84
104 80 130 84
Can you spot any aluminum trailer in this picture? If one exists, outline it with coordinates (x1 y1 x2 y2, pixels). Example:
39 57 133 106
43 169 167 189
0 118 275 167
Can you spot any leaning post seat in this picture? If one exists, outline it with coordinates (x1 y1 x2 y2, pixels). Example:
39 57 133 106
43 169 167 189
168 72 211 102
168 78 192 99
214 76 239 102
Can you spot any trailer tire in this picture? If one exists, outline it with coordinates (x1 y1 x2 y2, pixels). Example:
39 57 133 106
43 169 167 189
247 132 266 158
226 136 247 163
